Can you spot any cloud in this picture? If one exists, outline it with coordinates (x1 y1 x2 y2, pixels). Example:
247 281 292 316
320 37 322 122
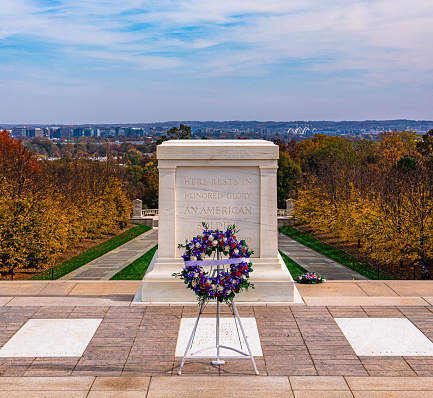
1 0 433 79
1 0 433 122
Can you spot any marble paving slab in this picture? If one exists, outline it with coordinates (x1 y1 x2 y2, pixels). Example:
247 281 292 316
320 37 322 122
0 319 102 357
176 317 262 357
6 296 131 306
335 317 433 356
303 296 428 306
0 297 13 306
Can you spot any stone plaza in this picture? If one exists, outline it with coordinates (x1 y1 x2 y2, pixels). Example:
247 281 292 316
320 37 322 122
1 280 433 396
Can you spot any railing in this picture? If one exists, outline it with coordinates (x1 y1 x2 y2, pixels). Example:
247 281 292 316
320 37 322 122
136 208 291 218
277 209 294 218
142 209 159 217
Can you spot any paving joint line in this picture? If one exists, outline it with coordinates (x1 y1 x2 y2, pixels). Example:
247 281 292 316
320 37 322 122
121 313 142 377
384 281 402 297
253 306 268 376
342 375 353 394
356 283 374 297
85 376 97 398
327 306 369 377
286 374 293 391
290 307 319 376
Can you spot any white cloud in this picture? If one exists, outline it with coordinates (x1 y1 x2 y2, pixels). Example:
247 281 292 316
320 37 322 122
1 0 433 80
1 0 433 122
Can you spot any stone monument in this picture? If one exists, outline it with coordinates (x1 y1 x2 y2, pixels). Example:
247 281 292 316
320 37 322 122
141 140 297 302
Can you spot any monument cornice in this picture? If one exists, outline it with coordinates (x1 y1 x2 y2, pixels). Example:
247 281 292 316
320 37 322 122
157 139 278 161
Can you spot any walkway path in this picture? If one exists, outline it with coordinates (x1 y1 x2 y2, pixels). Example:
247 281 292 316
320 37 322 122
278 232 368 280
61 229 158 281
61 229 365 281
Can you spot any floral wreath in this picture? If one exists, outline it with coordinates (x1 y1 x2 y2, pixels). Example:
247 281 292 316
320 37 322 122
173 223 254 304
296 272 325 284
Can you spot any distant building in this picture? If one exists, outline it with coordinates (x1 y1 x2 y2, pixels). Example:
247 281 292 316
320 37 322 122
51 128 71 139
11 128 44 137
60 128 72 138
27 128 44 138
49 128 60 138
73 128 84 137
11 128 27 137
126 127 144 136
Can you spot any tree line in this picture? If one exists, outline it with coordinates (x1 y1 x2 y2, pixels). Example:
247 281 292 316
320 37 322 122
292 130 433 278
0 130 132 278
5 124 433 279
26 136 157 160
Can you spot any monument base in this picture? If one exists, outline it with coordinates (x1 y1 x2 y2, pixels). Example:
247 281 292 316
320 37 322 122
140 251 301 303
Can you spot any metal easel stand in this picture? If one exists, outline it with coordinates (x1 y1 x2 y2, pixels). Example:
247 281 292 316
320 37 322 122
177 297 259 375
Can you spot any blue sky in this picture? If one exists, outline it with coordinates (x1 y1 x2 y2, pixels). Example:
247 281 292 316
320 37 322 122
1 0 432 124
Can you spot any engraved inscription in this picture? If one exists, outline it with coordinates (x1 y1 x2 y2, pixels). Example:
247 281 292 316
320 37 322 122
175 167 260 257
184 178 252 186
184 206 252 215
184 192 252 200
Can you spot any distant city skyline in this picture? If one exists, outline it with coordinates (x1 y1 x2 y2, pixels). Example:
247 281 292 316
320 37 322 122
5 120 433 138
1 1 433 124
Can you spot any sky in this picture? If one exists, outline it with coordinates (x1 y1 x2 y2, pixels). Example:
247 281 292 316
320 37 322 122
1 0 433 124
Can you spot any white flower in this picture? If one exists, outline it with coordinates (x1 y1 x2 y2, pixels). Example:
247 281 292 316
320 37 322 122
190 256 197 261
224 245 229 251
217 285 224 292
191 281 197 287
208 235 214 241
195 242 201 248
223 238 227 242
233 249 239 254
212 240 218 246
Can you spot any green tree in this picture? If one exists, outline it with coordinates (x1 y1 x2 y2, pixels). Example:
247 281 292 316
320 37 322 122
26 137 56 157
417 129 433 158
141 160 159 208
156 124 192 144
277 151 302 208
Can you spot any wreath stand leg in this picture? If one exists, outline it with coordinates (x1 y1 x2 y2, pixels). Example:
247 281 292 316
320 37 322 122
231 300 259 375
178 299 206 375
177 297 259 375
177 299 259 375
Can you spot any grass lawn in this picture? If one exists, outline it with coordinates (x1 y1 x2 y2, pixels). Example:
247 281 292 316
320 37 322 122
31 224 151 280
110 245 158 280
279 250 307 279
279 226 394 280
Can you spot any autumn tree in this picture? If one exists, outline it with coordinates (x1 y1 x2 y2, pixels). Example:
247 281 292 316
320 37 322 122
294 130 433 278
0 131 132 279
0 131 67 277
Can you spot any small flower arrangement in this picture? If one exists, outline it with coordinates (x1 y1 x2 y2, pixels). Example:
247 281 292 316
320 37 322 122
173 223 254 304
296 272 325 284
